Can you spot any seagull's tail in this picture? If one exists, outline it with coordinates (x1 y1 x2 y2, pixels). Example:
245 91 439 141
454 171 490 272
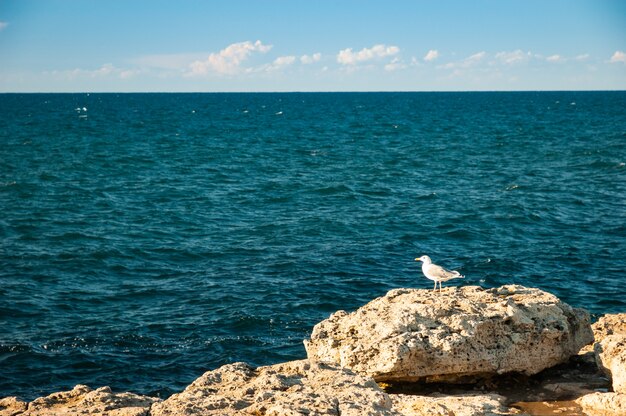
452 272 464 279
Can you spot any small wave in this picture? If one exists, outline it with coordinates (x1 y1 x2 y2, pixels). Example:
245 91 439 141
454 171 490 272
311 184 354 196
415 192 438 200
0 343 32 354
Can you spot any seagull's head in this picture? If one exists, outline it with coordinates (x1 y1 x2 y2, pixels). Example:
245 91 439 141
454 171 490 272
415 255 431 264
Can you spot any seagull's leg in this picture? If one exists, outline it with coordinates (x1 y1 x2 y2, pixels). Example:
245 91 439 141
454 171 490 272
433 281 437 291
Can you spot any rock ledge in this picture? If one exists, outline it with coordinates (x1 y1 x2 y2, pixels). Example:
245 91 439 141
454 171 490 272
305 285 593 382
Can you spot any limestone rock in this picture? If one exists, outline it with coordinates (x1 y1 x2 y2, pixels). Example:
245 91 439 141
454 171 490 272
595 334 626 394
391 393 522 416
304 285 593 382
21 384 159 416
151 360 401 416
0 397 27 416
593 313 626 343
577 392 626 415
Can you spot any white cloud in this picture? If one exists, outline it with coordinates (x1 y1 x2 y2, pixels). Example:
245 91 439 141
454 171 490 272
300 53 321 64
273 55 296 66
0 21 8 31
495 49 531 65
337 44 399 65
188 40 272 76
247 55 297 73
384 57 406 71
424 50 439 62
440 51 486 69
610 51 626 64
546 54 563 63
49 63 138 80
467 51 487 62
575 54 590 61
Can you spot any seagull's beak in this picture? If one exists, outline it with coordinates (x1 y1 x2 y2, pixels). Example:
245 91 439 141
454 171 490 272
414 258 421 262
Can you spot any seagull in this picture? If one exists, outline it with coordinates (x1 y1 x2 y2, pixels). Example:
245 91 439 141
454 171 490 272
415 255 464 292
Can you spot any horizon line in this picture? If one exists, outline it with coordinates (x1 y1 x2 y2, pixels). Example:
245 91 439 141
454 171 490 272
1 89 625 94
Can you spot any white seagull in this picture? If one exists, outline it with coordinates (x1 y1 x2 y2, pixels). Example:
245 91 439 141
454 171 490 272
415 255 464 292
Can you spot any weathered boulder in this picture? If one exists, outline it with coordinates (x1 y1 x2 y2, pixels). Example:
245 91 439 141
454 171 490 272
595 335 626 394
390 393 522 416
19 385 159 416
592 313 626 343
304 285 593 383
151 360 400 416
577 392 626 416
0 397 27 416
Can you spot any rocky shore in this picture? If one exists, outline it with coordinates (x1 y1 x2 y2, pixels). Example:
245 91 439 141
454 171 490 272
1 285 625 416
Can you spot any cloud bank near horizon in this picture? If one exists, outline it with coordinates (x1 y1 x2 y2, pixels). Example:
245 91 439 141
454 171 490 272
2 39 625 91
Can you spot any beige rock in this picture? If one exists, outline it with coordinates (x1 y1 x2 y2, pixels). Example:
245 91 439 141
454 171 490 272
151 360 401 416
577 392 626 415
21 384 159 416
595 334 626 394
593 314 626 343
0 397 27 416
391 393 522 416
305 285 593 383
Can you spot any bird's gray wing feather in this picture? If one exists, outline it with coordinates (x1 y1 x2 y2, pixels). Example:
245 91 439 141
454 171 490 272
428 264 463 280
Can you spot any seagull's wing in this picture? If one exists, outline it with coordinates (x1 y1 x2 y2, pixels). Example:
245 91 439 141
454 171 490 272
427 263 463 280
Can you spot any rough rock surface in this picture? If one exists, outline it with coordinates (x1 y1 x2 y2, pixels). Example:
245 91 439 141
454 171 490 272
391 393 521 416
595 334 626 394
151 360 400 416
577 392 626 415
0 397 27 416
305 285 593 382
18 385 159 416
592 313 626 343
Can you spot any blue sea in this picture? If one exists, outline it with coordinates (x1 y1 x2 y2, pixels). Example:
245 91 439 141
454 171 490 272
1 92 625 400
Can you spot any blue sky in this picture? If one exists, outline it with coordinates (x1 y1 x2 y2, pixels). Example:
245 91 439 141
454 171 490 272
0 0 625 92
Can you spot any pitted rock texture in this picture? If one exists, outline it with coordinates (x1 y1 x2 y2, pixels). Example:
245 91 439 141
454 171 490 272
577 392 626 415
304 285 593 382
391 393 521 416
595 334 626 394
151 360 400 416
18 385 159 415
592 313 626 343
0 397 27 416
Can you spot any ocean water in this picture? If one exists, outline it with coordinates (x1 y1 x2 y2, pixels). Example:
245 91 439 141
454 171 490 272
1 92 625 400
